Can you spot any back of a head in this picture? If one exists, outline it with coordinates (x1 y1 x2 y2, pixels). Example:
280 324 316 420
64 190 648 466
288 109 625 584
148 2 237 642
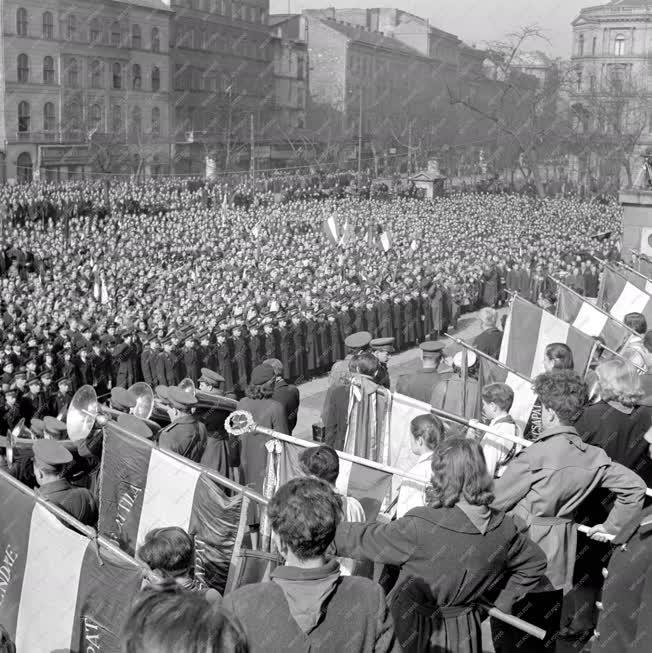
596 358 642 407
481 382 514 412
625 312 647 335
138 527 194 577
268 477 343 560
479 307 497 328
544 342 574 371
123 590 247 653
299 445 340 485
410 414 446 451
263 358 283 377
349 351 379 378
428 437 494 508
533 370 587 424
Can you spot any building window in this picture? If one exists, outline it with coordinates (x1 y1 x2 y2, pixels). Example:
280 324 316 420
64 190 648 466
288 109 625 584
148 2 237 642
130 106 142 138
43 102 55 131
17 54 29 83
592 36 597 55
151 27 160 52
589 74 596 91
68 101 82 130
43 56 55 84
615 34 625 56
42 11 53 39
91 60 102 88
90 18 101 44
132 24 142 49
67 14 77 41
90 104 102 130
67 58 79 87
576 70 582 92
113 62 122 89
17 152 33 183
152 106 161 136
578 34 584 56
18 101 30 133
152 66 161 91
132 63 142 90
16 8 28 36
111 104 122 132
111 21 122 47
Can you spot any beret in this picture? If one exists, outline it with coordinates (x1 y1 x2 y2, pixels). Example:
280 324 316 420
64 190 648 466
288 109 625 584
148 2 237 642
33 439 73 466
420 341 445 353
110 387 137 409
117 413 154 440
167 386 198 408
43 416 68 435
344 331 372 350
250 364 275 385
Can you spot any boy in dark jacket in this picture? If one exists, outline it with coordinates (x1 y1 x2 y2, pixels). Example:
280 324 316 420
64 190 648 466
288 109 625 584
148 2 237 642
222 477 399 653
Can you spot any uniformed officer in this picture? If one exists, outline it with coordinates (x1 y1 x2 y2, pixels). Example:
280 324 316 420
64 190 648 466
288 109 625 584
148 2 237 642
43 415 68 440
109 386 138 413
117 413 154 440
430 351 479 422
34 439 98 526
396 341 447 403
51 377 72 419
157 386 207 462
370 337 394 389
329 331 372 387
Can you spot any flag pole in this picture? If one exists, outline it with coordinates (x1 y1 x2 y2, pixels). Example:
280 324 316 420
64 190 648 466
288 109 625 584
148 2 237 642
548 276 639 339
617 256 652 285
444 333 532 383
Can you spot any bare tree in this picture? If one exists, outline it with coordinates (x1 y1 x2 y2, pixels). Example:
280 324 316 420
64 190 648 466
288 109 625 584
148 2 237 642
448 25 568 197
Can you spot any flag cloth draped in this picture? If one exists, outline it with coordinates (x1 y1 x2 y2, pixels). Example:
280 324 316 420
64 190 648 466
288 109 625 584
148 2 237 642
339 219 354 247
322 216 339 246
500 295 595 378
0 473 143 653
614 264 652 296
475 357 537 431
598 267 652 324
378 226 392 253
98 427 248 595
556 284 630 351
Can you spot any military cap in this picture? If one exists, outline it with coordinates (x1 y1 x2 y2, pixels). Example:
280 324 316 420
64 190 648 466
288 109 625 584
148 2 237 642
43 416 68 437
420 341 445 354
344 331 373 350
4 388 17 398
370 337 395 352
110 387 138 410
155 385 170 402
33 439 72 467
30 418 45 437
57 377 71 386
199 368 224 386
167 387 197 409
39 370 53 380
13 372 26 380
117 413 153 440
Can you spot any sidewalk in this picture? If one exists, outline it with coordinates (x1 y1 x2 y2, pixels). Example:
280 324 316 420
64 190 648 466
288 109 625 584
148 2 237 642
293 309 503 439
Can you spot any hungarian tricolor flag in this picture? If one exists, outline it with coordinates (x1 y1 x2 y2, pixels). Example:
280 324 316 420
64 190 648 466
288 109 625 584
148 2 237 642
556 284 631 351
98 427 249 595
598 266 652 324
322 215 339 246
339 218 354 247
475 357 537 431
614 264 652 296
378 226 393 253
0 472 142 653
500 295 595 379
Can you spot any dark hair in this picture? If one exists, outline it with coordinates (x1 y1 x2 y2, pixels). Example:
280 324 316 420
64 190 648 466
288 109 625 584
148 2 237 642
428 438 494 508
544 343 574 370
532 370 587 425
481 383 514 412
410 414 445 451
123 590 247 653
267 477 342 559
348 351 379 377
644 330 652 354
299 445 340 485
138 527 195 577
624 312 647 335
244 383 274 400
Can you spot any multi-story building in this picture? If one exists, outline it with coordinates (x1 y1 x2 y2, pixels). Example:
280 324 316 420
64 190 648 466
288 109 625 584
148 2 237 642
1 0 173 183
167 0 275 175
570 0 652 188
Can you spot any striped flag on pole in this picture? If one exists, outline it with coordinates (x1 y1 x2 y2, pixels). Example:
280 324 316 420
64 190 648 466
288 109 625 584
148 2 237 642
339 218 354 247
322 216 339 246
556 284 631 351
500 295 595 379
598 267 652 324
100 273 109 305
0 473 142 653
615 263 652 295
98 427 248 594
378 227 392 253
475 357 537 431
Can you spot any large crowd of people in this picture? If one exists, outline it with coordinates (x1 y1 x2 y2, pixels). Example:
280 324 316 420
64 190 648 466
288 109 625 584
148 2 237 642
2 176 650 653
